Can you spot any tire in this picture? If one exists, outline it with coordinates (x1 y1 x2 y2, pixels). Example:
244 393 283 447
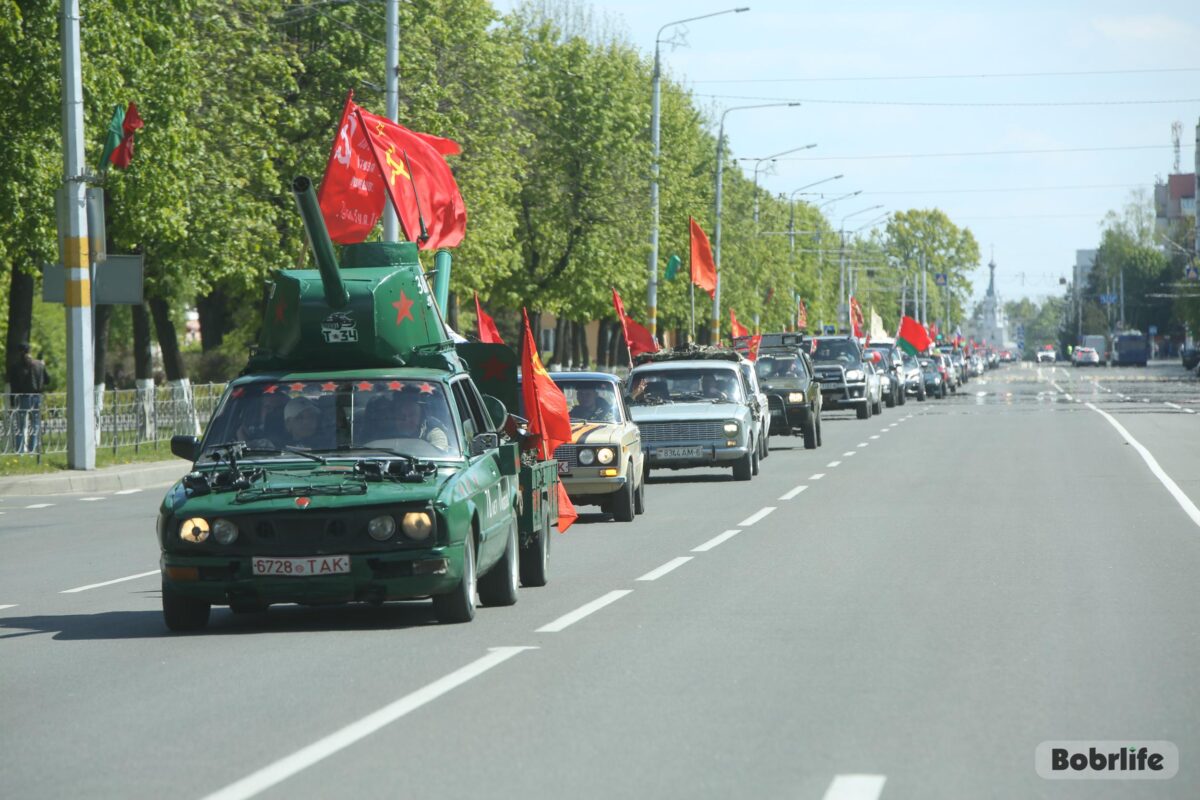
873 397 883 415
612 476 635 522
162 583 210 632
885 388 896 408
760 429 770 460
633 466 646 515
732 452 752 481
519 523 549 588
802 410 818 450
898 387 907 406
815 413 823 447
917 386 926 402
939 384 947 399
477 522 518 607
856 401 870 420
750 441 760 476
433 536 477 623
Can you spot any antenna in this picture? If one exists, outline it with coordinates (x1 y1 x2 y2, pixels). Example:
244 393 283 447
1171 120 1182 173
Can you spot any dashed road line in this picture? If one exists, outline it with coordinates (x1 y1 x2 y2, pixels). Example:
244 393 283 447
822 774 887 800
637 557 693 582
826 460 842 468
738 507 777 527
1165 402 1181 409
60 569 159 594
0 604 17 611
1141 398 1150 404
536 590 632 633
779 485 808 501
809 473 825 480
869 435 879 440
857 442 868 447
114 489 141 495
80 497 105 502
200 646 536 800
1186 408 1196 414
693 529 742 552
25 503 53 509
843 451 856 457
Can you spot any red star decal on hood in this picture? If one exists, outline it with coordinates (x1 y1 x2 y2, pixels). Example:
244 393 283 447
263 384 279 394
357 381 373 391
289 382 305 392
320 382 337 392
392 291 415 325
418 382 435 394
387 381 404 391
482 357 509 382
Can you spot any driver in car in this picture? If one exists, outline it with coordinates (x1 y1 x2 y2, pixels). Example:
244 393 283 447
570 386 615 422
393 391 449 451
700 373 730 401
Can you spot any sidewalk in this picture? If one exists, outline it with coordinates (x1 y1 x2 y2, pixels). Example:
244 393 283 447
0 459 189 497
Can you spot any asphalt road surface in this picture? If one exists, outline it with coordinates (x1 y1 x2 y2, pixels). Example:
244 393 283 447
3 361 1198 799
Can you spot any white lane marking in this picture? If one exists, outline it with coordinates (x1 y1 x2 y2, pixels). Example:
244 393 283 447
114 489 141 495
888 424 897 428
201 646 535 800
1064 393 1074 401
1186 408 1196 414
738 507 777 527
857 442 869 447
25 503 53 509
1141 398 1150 404
1086 403 1200 529
80 497 105 502
843 451 856 457
536 590 632 633
822 774 887 800
0 604 17 611
60 569 159 594
879 427 889 432
637 557 693 581
1165 402 1181 409
809 473 825 480
869 435 879 440
827 460 842 468
693 529 742 552
779 485 808 501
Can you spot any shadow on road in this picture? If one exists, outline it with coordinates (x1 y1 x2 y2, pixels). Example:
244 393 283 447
646 473 733 485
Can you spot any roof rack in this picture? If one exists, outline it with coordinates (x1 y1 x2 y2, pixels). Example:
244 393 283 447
633 343 741 365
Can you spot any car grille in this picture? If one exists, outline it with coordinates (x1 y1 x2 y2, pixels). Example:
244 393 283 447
553 444 581 469
813 366 844 384
767 395 786 412
638 420 725 442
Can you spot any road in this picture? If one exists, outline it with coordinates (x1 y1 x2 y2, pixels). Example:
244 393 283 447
2 361 1198 799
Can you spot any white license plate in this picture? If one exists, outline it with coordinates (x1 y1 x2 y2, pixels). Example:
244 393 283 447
251 555 351 577
657 446 704 459
557 461 571 475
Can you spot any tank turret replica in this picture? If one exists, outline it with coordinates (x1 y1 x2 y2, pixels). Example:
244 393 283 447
155 176 559 631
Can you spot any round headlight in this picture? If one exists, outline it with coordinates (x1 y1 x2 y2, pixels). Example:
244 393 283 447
578 448 596 465
723 422 739 434
368 515 397 541
179 518 210 543
401 512 433 540
787 392 805 403
596 447 615 465
212 518 239 545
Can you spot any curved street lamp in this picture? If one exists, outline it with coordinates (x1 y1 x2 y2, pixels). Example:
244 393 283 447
838 205 884 325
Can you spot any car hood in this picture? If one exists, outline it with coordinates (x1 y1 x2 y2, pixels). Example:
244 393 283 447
760 378 809 393
568 421 623 445
630 403 745 423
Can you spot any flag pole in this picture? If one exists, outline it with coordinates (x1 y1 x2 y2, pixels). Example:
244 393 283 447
689 282 695 343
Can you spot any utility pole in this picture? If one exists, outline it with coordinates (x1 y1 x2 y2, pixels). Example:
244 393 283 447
1119 267 1125 328
60 0 94 469
382 0 399 242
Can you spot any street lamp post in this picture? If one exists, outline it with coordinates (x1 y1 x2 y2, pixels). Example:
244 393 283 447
837 205 883 327
742 144 816 225
649 6 749 340
714 102 800 339
786 174 843 251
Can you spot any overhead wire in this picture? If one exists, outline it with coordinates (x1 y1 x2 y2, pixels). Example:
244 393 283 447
689 67 1200 84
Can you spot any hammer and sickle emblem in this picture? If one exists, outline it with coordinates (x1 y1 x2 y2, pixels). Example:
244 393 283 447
384 144 410 185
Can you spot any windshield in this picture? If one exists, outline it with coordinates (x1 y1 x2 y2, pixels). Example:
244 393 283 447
628 367 744 405
755 353 808 382
201 379 461 460
553 379 623 423
811 338 860 365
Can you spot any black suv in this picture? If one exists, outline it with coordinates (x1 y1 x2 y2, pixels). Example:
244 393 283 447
810 335 874 420
753 333 823 450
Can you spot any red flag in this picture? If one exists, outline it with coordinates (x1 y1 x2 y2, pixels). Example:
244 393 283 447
745 334 762 361
730 308 749 339
474 292 504 344
849 296 865 339
556 482 578 533
356 106 466 250
689 217 717 298
897 315 933 355
797 298 808 330
929 322 939 340
612 288 658 359
109 102 143 169
318 92 385 243
520 309 572 460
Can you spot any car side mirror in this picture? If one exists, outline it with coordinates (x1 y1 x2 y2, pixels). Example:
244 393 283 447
481 394 507 432
171 435 200 462
470 432 500 457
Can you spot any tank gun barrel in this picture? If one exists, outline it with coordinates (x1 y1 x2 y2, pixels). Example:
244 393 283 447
291 175 349 309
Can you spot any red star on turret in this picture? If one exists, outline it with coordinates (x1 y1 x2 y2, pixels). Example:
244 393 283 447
482 357 509 382
357 381 373 391
387 381 403 391
320 382 337 392
263 384 279 394
418 382 435 394
392 291 415 325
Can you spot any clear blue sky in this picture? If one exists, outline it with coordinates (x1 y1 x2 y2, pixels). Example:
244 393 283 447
491 0 1199 305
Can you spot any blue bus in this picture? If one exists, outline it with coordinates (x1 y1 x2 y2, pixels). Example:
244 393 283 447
1112 332 1149 367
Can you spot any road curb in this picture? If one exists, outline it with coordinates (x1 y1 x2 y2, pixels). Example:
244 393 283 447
0 460 187 497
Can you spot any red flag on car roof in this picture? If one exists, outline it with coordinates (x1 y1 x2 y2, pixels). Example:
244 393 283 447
474 292 504 344
897 315 933 355
612 288 659 360
689 217 717 298
744 334 762 361
520 309 572 461
797 298 808 330
730 308 749 339
849 296 865 339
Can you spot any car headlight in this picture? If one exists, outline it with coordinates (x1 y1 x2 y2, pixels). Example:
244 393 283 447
401 511 433 540
212 518 239 545
845 369 865 381
179 517 210 544
723 422 739 434
787 392 805 403
578 448 596 465
368 515 397 541
596 447 615 465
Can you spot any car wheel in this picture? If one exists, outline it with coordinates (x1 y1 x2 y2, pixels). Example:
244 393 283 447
612 476 635 522
633 464 646 515
732 451 752 481
433 535 477 623
873 397 883 415
802 410 818 450
816 412 823 447
856 401 870 419
918 386 927 401
898 387 907 406
885 389 896 408
162 583 210 632
519 519 549 588
751 441 760 476
760 429 770 460
477 521 519 607
939 384 947 399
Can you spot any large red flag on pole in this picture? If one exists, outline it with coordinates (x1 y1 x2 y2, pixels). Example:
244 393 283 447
689 217 717 298
612 288 659 360
520 310 576 532
318 91 385 243
797 298 808 330
474 292 504 344
849 296 865 339
897 315 933 355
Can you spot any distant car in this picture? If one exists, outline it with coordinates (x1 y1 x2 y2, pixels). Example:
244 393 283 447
935 354 957 393
1072 347 1100 367
919 357 946 399
1036 346 1056 363
900 351 927 401
737 357 771 462
865 340 906 408
1182 347 1200 371
863 358 885 416
753 336 823 450
545 372 645 522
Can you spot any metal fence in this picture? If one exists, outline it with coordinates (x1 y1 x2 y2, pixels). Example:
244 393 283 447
1 382 227 461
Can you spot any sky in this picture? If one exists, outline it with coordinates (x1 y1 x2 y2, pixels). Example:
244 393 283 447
491 0 1199 306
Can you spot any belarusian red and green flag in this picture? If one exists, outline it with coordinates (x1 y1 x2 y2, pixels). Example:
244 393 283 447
897 315 934 355
99 102 143 172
